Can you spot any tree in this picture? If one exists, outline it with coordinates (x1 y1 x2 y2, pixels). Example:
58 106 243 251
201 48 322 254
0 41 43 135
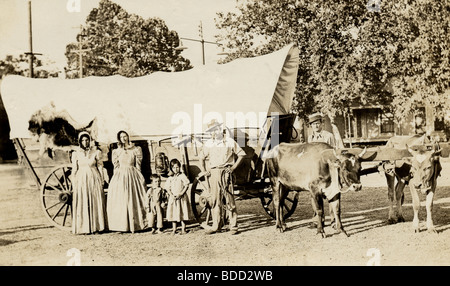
0 54 59 79
215 0 450 123
65 0 192 78
386 1 450 120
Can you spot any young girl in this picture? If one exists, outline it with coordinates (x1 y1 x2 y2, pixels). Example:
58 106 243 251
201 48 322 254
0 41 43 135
164 159 190 235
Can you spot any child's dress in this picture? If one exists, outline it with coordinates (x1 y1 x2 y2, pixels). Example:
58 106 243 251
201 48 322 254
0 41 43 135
71 147 107 234
106 145 148 232
165 173 191 222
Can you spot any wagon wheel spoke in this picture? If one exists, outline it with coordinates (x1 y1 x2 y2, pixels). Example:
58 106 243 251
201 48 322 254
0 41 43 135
285 196 295 204
205 209 211 225
62 204 70 227
197 180 210 193
45 201 64 211
260 191 298 220
61 167 71 191
264 197 273 208
52 171 66 191
260 195 275 218
44 183 63 192
42 193 60 198
51 202 67 220
282 192 298 220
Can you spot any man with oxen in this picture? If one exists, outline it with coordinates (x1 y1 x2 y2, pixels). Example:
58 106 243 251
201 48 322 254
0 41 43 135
264 141 367 238
306 112 345 228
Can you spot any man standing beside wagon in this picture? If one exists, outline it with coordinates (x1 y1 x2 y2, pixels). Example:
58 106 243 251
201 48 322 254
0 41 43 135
199 119 246 235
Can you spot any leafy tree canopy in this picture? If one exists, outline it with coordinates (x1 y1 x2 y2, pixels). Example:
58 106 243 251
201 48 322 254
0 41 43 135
215 0 449 122
65 0 192 78
0 54 59 79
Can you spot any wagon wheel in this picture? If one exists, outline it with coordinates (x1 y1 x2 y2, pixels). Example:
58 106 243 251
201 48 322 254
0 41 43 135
260 188 298 220
190 172 223 229
40 164 73 231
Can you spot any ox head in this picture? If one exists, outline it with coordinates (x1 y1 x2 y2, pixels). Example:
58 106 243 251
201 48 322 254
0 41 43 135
332 147 366 193
407 145 441 194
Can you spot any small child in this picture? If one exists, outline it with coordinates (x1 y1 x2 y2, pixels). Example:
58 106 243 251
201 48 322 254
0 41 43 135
146 174 165 234
164 159 191 235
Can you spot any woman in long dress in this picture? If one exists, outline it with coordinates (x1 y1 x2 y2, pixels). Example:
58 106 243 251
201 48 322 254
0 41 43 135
71 131 107 234
106 130 148 233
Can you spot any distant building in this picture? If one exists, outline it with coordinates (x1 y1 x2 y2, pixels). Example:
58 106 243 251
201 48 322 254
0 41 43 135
333 103 449 147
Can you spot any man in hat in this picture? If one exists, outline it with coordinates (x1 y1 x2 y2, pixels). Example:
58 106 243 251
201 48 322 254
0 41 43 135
307 112 338 227
307 112 336 147
199 118 245 235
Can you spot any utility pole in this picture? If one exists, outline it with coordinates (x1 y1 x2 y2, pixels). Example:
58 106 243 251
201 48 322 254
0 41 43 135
28 1 33 77
71 25 91 78
25 1 41 78
199 21 205 65
175 21 221 66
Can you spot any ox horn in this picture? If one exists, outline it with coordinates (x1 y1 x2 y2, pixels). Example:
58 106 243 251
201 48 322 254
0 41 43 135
358 147 367 158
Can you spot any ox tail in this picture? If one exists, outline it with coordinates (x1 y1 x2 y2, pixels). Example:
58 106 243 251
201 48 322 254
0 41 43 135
264 156 278 185
262 144 280 160
261 145 279 179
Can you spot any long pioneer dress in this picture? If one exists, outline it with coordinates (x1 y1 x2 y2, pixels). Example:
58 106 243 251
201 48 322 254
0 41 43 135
106 144 148 232
71 147 107 234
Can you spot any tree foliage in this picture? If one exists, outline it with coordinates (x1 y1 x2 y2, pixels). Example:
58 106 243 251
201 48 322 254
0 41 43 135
0 54 59 79
65 0 192 78
215 0 450 122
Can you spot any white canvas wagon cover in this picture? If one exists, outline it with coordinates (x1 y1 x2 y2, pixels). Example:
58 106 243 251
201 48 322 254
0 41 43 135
1 44 299 144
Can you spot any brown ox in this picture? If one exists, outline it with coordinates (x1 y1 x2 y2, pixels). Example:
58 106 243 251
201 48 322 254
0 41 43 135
265 142 366 237
382 135 442 230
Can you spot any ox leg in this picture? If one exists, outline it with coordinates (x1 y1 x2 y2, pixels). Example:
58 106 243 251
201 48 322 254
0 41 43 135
385 172 397 224
329 203 336 229
279 187 288 232
273 181 284 233
425 191 436 233
395 180 406 223
312 191 326 238
329 194 348 237
310 196 325 228
410 188 421 233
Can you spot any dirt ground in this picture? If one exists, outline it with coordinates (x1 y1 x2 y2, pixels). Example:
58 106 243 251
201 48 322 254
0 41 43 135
1 160 450 266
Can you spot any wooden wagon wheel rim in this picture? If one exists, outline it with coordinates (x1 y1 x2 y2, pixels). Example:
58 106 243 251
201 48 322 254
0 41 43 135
260 188 298 220
190 173 214 229
40 164 73 231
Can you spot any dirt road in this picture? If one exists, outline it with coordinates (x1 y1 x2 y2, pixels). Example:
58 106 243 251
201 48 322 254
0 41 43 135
1 161 450 266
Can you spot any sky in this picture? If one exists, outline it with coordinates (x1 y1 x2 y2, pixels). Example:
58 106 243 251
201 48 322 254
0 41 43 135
0 0 238 71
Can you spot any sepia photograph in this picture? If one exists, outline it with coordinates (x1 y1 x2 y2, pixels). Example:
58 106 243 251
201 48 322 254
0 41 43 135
0 0 449 270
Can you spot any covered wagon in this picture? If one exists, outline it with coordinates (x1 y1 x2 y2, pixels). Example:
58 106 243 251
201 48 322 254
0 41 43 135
0 43 301 230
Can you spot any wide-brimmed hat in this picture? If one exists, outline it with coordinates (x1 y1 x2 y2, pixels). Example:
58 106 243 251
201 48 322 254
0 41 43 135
205 118 223 132
308 113 323 125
